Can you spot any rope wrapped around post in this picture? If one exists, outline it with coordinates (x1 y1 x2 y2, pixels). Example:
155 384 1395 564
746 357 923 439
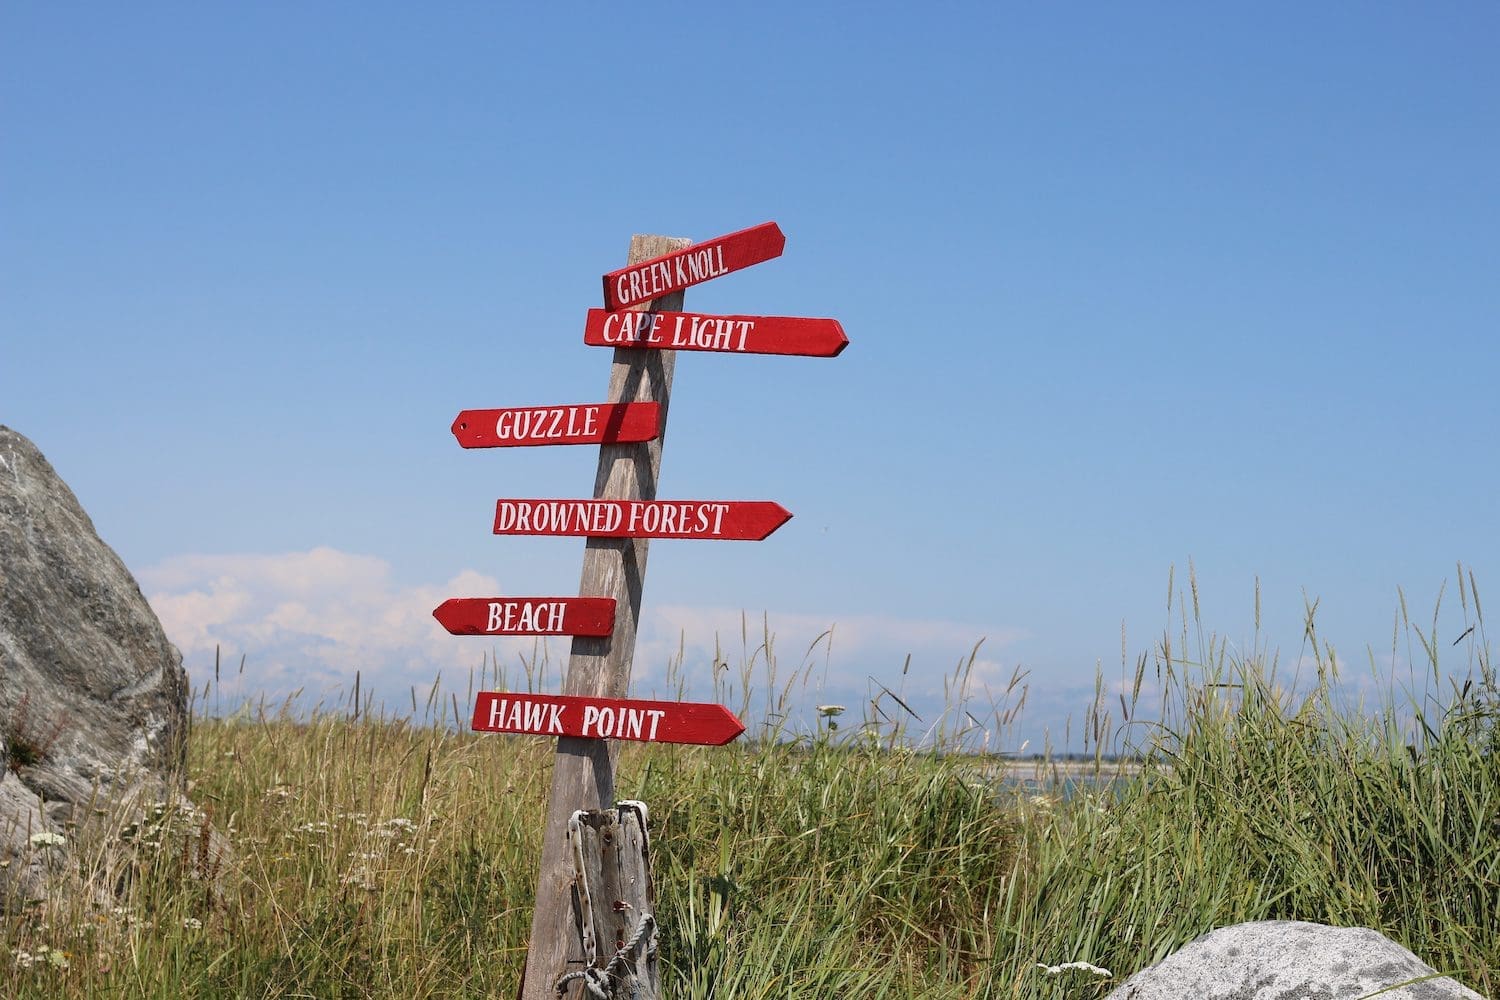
555 913 657 999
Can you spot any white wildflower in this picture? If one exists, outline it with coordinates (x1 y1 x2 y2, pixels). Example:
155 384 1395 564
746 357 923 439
182 917 202 930
340 868 377 890
29 831 66 848
1036 961 1112 977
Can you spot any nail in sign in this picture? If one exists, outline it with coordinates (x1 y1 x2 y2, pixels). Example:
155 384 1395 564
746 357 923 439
451 402 659 449
584 310 848 358
602 221 786 311
493 499 791 540
433 597 615 637
472 691 746 746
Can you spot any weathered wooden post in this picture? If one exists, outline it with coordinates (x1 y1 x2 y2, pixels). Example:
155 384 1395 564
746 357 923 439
521 233 687 1000
433 222 844 999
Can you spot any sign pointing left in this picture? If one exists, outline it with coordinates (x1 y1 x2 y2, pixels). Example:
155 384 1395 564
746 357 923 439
433 597 615 637
451 402 659 449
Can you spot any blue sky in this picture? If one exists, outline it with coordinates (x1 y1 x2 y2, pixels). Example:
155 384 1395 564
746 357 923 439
4 5 1497 749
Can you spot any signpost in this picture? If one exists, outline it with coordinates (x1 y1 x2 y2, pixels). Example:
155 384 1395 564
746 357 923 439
432 597 615 637
471 692 746 745
492 499 792 540
585 309 847 358
429 222 846 999
451 402 660 449
601 221 785 310
520 233 691 1000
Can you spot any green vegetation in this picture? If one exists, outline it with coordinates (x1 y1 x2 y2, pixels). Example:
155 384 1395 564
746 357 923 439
3 573 1496 998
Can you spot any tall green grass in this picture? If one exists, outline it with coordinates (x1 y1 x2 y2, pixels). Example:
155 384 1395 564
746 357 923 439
2 572 1495 998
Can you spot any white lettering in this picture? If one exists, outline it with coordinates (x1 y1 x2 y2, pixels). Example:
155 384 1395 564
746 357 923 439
646 709 665 740
581 705 601 737
487 697 506 729
643 313 666 343
547 703 565 734
486 602 504 632
588 502 611 533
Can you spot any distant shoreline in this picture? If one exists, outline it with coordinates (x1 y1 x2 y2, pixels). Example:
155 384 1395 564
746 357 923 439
989 758 1147 781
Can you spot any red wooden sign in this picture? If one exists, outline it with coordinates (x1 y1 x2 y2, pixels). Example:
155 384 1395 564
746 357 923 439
602 221 786 311
583 309 848 358
451 402 659 449
472 691 746 745
433 597 615 637
493 499 791 540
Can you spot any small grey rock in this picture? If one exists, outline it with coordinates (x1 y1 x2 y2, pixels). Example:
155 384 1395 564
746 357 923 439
1105 920 1487 1000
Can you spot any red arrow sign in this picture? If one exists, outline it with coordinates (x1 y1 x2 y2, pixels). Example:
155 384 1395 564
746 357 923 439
433 597 615 637
493 499 791 540
584 310 848 358
472 691 746 745
451 402 659 449
602 221 786 311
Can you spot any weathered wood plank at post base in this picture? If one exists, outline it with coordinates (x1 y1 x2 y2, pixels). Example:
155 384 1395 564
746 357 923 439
519 233 689 1000
554 804 658 1000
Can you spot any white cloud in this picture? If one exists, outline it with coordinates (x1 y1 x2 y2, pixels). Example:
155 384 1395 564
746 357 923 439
142 548 516 709
140 547 1031 732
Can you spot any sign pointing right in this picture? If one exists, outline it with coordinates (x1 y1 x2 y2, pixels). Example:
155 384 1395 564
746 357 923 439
584 309 848 358
472 691 746 746
602 221 785 311
493 499 791 540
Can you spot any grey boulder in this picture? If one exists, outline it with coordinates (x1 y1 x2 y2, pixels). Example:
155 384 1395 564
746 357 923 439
1105 920 1487 999
1 425 196 905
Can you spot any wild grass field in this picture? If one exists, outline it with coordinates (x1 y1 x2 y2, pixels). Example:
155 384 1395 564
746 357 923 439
3 574 1496 999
